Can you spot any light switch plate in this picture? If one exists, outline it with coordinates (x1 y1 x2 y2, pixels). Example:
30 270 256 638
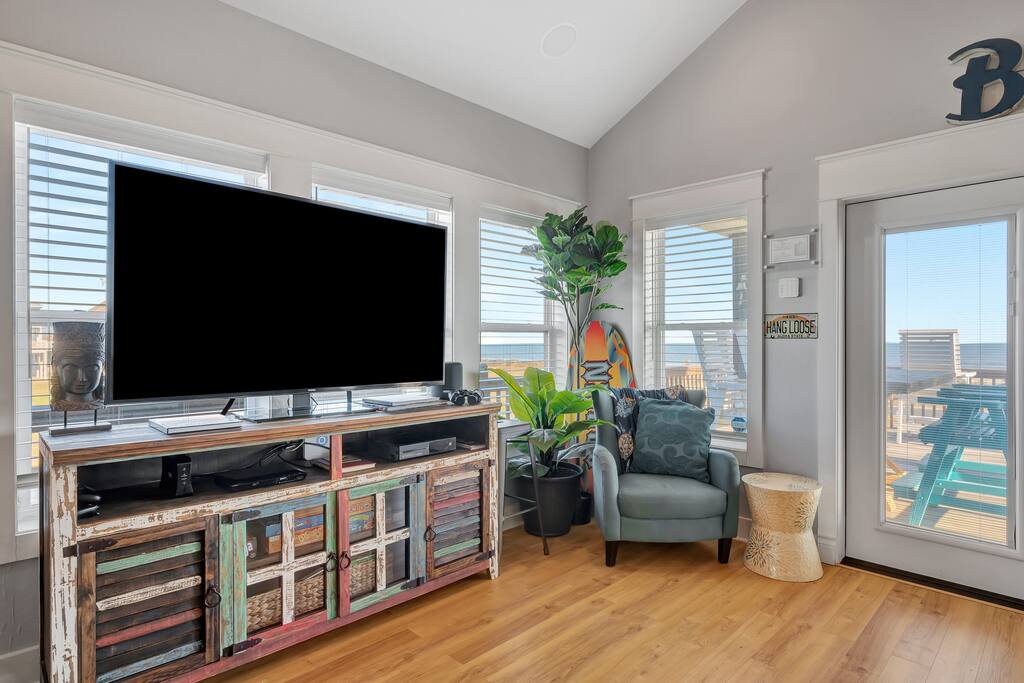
779 277 801 299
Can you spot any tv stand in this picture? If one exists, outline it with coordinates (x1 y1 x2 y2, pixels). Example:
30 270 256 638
40 403 499 682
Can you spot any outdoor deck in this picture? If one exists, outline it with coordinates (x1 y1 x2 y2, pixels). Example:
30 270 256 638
885 371 1009 546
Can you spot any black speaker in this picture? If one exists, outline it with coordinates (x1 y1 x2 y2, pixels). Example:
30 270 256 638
443 362 463 393
431 362 463 397
160 454 194 498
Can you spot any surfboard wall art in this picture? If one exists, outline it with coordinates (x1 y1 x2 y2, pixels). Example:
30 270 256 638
569 321 637 389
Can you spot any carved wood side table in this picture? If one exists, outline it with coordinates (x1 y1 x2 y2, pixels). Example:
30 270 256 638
742 472 823 582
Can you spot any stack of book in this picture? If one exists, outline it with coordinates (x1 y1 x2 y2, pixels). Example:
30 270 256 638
311 454 377 473
361 394 446 412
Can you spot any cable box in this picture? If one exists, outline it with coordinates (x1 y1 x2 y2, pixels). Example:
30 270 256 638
214 465 306 492
367 435 457 461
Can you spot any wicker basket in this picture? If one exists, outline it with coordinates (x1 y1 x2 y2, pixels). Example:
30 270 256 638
247 586 282 633
350 553 376 598
295 569 325 617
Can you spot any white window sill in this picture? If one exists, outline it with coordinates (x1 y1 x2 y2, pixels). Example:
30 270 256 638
712 434 748 454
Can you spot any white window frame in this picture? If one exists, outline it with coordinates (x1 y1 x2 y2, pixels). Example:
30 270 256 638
2 100 268 563
631 170 764 467
478 206 566 411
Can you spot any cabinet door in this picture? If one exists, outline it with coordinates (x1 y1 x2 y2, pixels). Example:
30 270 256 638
76 516 220 683
222 493 337 655
338 475 426 614
425 460 492 580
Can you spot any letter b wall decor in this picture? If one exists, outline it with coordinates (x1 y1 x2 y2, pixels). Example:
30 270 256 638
947 38 1024 124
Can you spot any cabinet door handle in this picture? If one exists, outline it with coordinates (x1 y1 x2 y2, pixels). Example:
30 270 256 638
339 551 351 570
424 526 436 542
204 584 222 608
325 551 338 572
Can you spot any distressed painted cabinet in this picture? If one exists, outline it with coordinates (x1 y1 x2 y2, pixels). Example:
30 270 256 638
339 475 427 614
220 493 337 656
426 460 492 579
40 403 500 682
75 516 221 683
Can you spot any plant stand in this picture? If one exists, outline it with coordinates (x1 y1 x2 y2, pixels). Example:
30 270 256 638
502 442 549 555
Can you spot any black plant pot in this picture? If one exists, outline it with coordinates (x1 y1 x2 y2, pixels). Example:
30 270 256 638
509 463 582 537
573 491 593 525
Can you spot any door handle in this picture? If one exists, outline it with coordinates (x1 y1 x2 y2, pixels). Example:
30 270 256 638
325 551 338 572
424 526 436 542
204 584 222 608
339 551 351 570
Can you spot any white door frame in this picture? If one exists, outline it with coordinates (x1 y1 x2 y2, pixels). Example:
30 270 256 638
816 112 1024 564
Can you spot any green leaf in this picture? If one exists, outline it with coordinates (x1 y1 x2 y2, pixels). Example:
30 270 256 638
486 367 534 413
522 366 554 396
527 428 561 455
594 302 621 310
547 390 593 418
508 390 535 424
506 455 549 478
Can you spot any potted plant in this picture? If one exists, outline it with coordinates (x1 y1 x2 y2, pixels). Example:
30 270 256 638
523 207 627 391
522 208 627 522
489 366 610 537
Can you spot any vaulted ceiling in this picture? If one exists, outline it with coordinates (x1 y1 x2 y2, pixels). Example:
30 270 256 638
218 1 747 147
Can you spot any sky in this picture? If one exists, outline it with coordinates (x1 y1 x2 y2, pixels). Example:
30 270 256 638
885 220 1009 346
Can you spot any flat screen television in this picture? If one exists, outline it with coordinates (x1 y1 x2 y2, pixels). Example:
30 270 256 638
105 163 447 405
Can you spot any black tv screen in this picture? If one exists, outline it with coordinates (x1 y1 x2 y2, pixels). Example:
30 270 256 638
106 163 447 403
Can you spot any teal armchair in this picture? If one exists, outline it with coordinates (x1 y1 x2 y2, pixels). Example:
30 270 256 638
592 389 741 566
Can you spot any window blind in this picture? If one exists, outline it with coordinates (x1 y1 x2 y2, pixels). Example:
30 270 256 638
643 216 748 435
479 208 564 413
14 125 266 527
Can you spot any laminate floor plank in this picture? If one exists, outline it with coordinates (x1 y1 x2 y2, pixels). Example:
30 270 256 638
211 524 1024 683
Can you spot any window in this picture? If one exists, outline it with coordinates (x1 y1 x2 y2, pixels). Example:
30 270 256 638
643 216 749 435
479 208 565 413
631 170 763 465
312 169 453 401
14 124 267 533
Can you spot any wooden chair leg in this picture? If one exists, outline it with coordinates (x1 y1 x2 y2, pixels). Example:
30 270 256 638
718 538 732 564
605 541 619 567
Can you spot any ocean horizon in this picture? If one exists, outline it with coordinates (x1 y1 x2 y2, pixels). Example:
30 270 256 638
481 342 1009 371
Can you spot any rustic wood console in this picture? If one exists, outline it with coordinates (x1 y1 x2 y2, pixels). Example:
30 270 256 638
40 403 501 682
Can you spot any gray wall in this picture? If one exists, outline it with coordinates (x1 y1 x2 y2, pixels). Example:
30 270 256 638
0 559 36 654
0 0 587 202
588 0 1024 478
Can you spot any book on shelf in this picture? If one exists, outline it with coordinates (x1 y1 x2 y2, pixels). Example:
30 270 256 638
342 454 376 473
311 455 377 473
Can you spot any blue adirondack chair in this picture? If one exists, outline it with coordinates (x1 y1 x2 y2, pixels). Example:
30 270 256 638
892 384 1008 525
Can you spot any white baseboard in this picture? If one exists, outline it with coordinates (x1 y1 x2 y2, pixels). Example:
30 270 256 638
817 536 842 565
0 645 38 683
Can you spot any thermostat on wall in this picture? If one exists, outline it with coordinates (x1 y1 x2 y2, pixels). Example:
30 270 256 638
779 277 801 299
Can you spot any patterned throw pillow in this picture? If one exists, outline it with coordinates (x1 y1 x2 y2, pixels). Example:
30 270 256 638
630 399 715 482
609 387 702 467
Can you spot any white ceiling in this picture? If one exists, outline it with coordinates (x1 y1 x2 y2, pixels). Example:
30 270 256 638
218 0 747 147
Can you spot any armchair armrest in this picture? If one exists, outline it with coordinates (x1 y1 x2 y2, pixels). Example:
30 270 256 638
591 444 622 541
708 448 741 539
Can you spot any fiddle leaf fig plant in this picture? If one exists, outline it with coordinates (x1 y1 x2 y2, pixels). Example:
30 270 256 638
523 207 627 389
488 366 610 478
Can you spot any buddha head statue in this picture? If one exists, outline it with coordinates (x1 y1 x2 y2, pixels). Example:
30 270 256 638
50 321 105 412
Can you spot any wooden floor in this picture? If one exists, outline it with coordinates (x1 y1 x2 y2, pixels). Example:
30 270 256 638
213 523 1024 682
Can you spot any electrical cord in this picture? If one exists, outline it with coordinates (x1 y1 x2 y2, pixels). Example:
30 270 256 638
239 440 307 471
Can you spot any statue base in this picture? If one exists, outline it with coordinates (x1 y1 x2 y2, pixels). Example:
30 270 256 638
50 421 112 437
